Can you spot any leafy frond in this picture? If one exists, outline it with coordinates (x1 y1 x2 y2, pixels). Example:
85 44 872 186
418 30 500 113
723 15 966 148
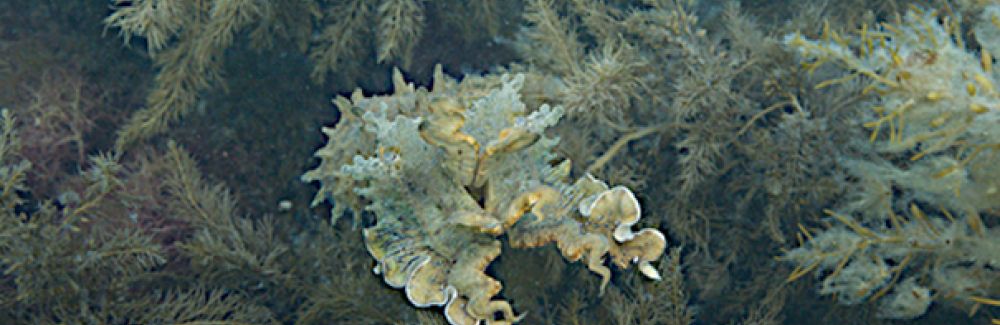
132 286 279 324
376 0 425 68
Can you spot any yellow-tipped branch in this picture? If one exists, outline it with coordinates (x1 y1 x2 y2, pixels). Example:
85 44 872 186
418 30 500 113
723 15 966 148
934 142 1000 178
865 99 915 143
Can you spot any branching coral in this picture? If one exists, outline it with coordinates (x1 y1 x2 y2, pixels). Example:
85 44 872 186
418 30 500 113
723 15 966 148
303 71 666 325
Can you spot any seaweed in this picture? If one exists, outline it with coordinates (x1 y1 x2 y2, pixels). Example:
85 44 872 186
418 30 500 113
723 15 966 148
0 110 166 322
106 0 275 150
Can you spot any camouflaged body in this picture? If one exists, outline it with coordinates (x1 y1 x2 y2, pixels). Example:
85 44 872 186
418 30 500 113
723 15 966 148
303 68 666 325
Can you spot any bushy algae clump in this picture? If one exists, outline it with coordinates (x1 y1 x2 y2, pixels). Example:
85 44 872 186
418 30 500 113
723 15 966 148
779 4 1000 321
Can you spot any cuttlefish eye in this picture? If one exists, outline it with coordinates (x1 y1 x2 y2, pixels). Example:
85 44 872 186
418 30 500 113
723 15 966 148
379 146 402 166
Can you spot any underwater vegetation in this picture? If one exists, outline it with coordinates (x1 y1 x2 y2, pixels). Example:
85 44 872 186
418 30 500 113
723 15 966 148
0 109 276 323
776 2 1000 322
103 0 521 150
0 105 430 324
3 0 1000 324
